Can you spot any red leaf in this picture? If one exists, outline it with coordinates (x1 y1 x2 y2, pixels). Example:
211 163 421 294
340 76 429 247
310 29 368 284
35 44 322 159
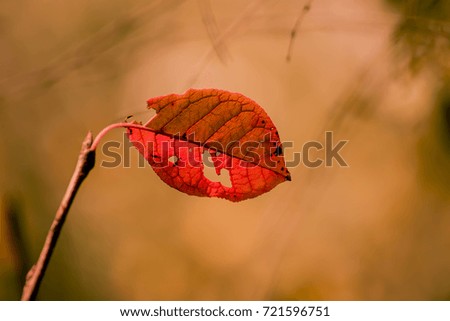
127 89 291 202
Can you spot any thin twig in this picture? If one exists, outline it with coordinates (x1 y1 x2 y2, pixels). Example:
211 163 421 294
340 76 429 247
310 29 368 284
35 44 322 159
20 123 159 300
286 0 314 62
21 132 95 300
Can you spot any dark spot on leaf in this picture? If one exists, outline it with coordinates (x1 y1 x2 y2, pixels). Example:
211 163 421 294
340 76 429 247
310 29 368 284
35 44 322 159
274 145 283 156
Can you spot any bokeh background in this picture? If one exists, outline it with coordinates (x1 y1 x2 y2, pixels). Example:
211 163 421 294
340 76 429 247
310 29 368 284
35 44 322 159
1 0 449 300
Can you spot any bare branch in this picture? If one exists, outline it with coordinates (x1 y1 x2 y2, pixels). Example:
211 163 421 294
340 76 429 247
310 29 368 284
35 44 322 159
20 122 166 300
21 132 95 300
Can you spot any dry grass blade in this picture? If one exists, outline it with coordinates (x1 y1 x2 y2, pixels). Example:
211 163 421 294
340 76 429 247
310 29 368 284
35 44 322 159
286 0 314 62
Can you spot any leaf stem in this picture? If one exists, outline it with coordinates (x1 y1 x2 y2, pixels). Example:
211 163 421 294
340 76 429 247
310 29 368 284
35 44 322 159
90 122 155 151
21 122 155 300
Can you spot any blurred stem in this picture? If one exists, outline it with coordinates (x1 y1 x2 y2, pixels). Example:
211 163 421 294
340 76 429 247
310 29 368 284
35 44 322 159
286 0 314 62
2 195 30 295
21 123 157 300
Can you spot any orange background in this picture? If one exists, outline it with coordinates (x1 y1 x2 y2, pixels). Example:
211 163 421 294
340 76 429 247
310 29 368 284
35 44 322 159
1 0 449 300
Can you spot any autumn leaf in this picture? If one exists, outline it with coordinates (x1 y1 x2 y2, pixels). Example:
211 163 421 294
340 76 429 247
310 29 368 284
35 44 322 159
127 88 291 202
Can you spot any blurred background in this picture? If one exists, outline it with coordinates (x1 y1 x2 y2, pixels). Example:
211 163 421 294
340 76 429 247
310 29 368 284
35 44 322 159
1 0 449 300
